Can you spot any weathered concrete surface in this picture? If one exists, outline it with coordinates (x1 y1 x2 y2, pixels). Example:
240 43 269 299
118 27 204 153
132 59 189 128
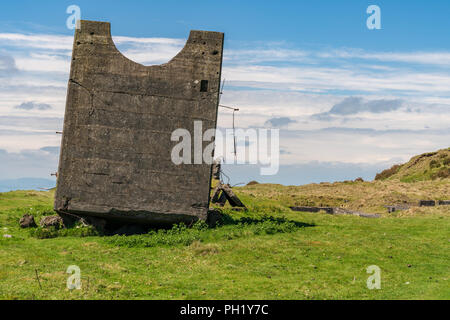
55 20 224 225
384 204 410 213
419 200 436 207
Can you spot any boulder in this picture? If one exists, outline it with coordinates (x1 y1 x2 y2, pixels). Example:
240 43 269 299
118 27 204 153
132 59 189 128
40 215 64 229
19 214 37 228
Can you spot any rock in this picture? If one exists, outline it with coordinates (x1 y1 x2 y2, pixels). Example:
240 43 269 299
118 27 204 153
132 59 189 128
40 215 64 229
19 214 37 228
246 181 259 186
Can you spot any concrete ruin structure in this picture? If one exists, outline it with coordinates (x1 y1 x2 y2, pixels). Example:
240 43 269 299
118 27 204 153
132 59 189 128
55 20 224 225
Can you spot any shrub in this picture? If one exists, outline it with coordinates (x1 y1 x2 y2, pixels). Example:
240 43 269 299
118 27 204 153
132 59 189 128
30 225 99 239
432 167 450 180
429 160 441 169
105 216 300 248
375 164 402 180
30 227 59 239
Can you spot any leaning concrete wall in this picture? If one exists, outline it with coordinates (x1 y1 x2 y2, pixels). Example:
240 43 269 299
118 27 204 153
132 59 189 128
54 20 224 224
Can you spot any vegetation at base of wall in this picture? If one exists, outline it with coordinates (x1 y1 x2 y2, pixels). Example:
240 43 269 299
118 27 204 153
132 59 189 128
30 225 99 239
104 217 300 248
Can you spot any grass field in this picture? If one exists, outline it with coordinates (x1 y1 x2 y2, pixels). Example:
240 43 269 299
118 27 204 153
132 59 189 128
0 180 449 300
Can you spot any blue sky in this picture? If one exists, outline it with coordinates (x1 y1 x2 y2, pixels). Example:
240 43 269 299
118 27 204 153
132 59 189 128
2 0 450 50
0 1 449 187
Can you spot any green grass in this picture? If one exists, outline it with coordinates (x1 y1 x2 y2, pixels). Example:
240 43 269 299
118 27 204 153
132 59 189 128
0 186 449 300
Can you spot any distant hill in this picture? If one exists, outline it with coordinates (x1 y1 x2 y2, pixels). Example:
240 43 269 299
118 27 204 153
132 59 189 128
0 178 56 193
375 148 450 182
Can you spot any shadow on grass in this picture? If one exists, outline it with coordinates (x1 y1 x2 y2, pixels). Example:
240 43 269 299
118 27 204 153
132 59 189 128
103 214 315 248
28 211 315 248
219 214 315 229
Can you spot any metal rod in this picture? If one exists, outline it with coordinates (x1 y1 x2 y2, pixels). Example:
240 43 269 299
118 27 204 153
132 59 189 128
219 105 240 157
219 104 239 111
233 110 237 156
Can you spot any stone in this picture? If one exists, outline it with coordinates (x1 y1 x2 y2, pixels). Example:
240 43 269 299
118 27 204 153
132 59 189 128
438 200 450 205
54 20 224 225
40 215 64 229
19 214 37 228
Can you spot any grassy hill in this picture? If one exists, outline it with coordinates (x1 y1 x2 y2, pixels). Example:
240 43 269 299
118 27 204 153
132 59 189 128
375 148 450 182
0 175 449 299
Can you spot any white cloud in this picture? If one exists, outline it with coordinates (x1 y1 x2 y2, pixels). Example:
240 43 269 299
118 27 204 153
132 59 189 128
0 148 59 179
14 53 71 73
0 33 73 50
320 49 450 67
222 65 450 96
0 31 449 182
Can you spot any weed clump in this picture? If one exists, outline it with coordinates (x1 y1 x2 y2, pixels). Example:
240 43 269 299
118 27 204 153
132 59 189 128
429 160 441 169
432 167 450 180
30 225 99 239
375 164 402 180
105 216 300 248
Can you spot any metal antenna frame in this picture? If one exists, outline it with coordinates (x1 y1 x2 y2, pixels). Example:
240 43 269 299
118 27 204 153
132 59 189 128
219 104 239 157
218 78 240 157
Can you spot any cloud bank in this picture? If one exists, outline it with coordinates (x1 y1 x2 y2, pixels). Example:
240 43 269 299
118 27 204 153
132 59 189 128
0 31 449 184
